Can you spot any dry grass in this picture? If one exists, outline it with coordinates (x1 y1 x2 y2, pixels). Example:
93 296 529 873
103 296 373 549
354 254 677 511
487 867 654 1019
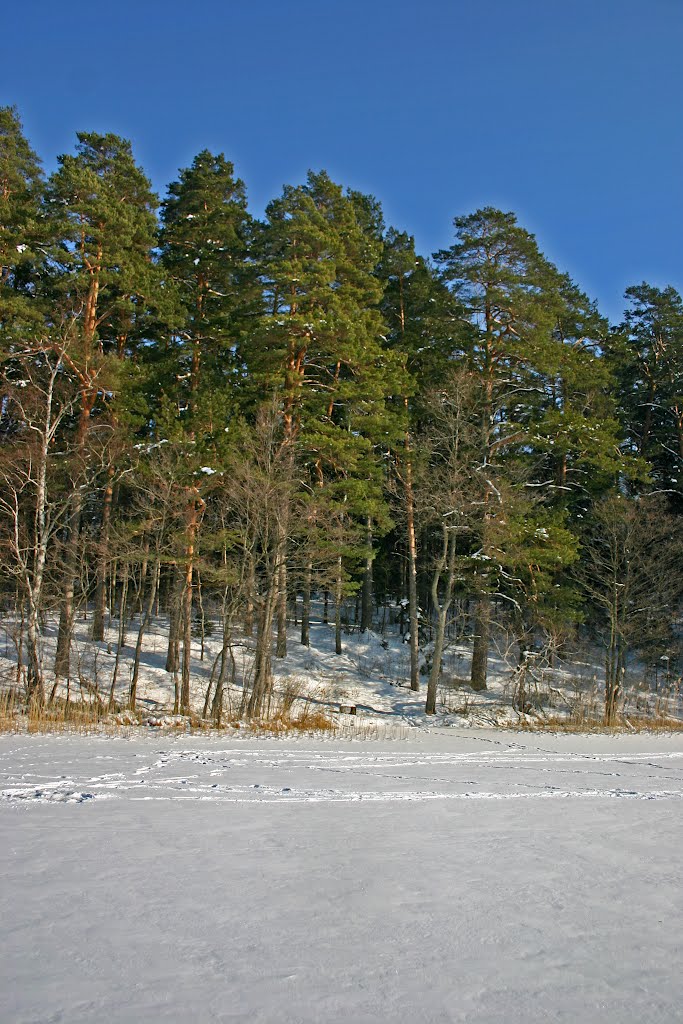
251 677 337 734
0 688 123 735
514 710 683 734
250 709 337 736
0 673 339 737
0 701 337 740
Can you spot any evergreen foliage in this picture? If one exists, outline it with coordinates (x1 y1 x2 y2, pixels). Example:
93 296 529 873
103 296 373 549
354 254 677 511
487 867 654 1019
0 105 681 722
0 106 46 341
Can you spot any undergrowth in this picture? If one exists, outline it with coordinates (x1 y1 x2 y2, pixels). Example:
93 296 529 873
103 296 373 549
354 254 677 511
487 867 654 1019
0 682 338 737
516 712 683 734
0 688 121 734
2 675 682 739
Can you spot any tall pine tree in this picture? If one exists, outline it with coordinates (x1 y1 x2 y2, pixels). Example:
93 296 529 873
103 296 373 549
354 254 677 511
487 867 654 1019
46 132 162 671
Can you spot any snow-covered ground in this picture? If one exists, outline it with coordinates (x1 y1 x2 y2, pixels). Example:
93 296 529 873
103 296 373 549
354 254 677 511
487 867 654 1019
2 730 683 1022
2 610 680 729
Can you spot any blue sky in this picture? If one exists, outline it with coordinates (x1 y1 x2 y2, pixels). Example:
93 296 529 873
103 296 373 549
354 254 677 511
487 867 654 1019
4 0 682 322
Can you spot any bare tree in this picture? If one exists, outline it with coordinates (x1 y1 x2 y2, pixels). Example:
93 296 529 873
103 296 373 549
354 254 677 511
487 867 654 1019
216 405 299 718
579 493 683 723
416 371 484 715
0 341 76 705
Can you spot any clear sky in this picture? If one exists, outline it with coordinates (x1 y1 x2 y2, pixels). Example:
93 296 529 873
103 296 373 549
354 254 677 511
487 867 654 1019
4 0 682 322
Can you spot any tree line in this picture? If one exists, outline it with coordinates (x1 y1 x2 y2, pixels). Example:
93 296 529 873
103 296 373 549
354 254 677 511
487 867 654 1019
2 105 682 724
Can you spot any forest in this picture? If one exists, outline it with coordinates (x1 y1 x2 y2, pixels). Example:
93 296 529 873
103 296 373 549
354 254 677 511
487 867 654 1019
2 103 683 727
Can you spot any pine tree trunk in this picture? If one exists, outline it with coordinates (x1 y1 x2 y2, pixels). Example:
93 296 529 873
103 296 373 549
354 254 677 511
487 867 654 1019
92 467 115 641
166 568 181 675
128 559 159 711
153 561 161 618
301 561 312 646
335 557 343 656
83 248 102 351
57 251 101 671
180 560 193 714
54 492 83 681
403 440 420 691
116 563 129 648
276 558 287 657
180 494 202 715
137 536 151 613
360 517 373 632
108 563 129 709
470 599 490 691
196 572 206 662
55 380 97 680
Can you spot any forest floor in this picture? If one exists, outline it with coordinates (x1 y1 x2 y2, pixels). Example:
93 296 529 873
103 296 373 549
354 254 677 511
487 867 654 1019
2 729 683 1022
1 608 681 734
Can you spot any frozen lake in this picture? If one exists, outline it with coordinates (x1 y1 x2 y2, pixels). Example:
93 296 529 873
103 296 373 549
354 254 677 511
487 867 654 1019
2 730 682 1022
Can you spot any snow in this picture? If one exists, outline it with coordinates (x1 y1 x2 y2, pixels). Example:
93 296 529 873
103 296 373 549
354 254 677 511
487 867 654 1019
2 610 681 730
1 730 682 1022
133 438 169 452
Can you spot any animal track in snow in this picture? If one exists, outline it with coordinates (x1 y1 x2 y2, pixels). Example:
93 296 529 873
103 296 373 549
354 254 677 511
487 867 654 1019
2 744 683 806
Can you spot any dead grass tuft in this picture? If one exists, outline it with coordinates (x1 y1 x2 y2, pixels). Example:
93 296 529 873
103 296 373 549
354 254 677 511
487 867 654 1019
252 709 337 736
249 677 337 734
0 688 123 735
514 710 683 734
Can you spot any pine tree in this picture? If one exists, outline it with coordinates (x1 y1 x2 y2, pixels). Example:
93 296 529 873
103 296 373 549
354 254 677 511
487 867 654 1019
46 132 162 672
379 228 466 689
247 170 406 684
155 151 261 710
608 283 683 496
47 132 161 355
0 106 46 342
159 150 260 427
534 275 623 501
434 209 623 691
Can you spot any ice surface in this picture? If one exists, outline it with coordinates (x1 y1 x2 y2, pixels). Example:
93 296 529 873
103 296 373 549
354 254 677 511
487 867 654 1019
1 730 682 1023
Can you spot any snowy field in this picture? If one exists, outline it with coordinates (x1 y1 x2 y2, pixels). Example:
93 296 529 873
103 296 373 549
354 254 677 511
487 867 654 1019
2 730 683 1022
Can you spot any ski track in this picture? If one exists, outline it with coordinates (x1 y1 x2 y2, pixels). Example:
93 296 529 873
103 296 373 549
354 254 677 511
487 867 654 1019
3 740 683 806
